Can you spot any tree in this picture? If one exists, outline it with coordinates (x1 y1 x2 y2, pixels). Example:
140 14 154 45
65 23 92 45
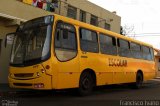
120 25 135 36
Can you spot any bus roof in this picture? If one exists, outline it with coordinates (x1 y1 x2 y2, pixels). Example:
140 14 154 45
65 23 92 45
53 14 153 48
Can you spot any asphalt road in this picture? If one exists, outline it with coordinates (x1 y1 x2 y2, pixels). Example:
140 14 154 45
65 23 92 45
1 79 160 106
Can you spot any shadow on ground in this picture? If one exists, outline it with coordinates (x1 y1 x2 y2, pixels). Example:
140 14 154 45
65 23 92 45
1 80 159 99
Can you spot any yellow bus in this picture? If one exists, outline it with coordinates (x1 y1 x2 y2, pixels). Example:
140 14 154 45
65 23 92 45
6 14 156 96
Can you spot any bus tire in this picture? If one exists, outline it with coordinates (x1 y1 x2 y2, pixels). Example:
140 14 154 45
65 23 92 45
78 72 94 96
132 72 143 89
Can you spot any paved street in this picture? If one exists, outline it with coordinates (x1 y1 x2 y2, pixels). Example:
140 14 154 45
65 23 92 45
1 79 160 106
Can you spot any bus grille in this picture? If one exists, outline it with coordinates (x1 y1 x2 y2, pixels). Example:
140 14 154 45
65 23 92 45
13 83 32 86
14 73 34 78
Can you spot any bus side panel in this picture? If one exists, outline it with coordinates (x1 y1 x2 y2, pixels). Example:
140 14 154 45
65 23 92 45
124 59 141 83
94 54 114 85
52 55 80 89
109 56 126 84
143 61 156 81
56 72 80 89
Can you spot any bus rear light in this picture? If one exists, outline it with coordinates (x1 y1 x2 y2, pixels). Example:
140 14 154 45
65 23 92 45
34 83 44 88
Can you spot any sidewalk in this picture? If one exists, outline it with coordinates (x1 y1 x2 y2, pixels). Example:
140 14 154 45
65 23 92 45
0 84 29 94
0 84 15 98
0 84 12 92
0 84 35 98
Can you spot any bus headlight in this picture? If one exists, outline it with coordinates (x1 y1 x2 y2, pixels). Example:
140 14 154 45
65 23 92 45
36 72 40 77
41 69 45 73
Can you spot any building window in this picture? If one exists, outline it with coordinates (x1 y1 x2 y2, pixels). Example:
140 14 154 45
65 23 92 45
90 15 98 26
67 5 77 19
105 23 111 30
80 10 86 22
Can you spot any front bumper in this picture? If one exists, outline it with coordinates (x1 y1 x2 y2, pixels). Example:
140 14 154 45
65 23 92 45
8 74 52 90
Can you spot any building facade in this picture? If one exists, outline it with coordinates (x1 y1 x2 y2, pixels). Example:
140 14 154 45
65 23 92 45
59 0 121 33
154 49 160 77
0 0 121 84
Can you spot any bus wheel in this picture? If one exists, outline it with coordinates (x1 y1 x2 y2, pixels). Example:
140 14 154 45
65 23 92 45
78 72 94 96
132 72 143 89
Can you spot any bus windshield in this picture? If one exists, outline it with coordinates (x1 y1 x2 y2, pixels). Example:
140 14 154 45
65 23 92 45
10 16 53 66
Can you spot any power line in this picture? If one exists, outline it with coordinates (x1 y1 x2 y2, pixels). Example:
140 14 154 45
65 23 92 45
127 35 160 37
127 33 160 37
129 33 160 35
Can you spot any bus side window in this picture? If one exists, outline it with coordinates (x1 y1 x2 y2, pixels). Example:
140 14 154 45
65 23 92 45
56 29 60 41
55 21 77 61
130 42 142 59
99 33 117 55
55 29 61 48
80 28 99 53
142 46 152 61
63 29 68 39
118 39 131 57
150 48 154 61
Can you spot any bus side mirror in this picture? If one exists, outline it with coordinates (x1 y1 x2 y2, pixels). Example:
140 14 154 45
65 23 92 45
5 33 15 48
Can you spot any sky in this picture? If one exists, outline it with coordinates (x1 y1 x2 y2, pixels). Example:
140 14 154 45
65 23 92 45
88 0 160 49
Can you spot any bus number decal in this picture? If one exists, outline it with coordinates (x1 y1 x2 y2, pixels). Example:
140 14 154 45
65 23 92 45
108 58 127 67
